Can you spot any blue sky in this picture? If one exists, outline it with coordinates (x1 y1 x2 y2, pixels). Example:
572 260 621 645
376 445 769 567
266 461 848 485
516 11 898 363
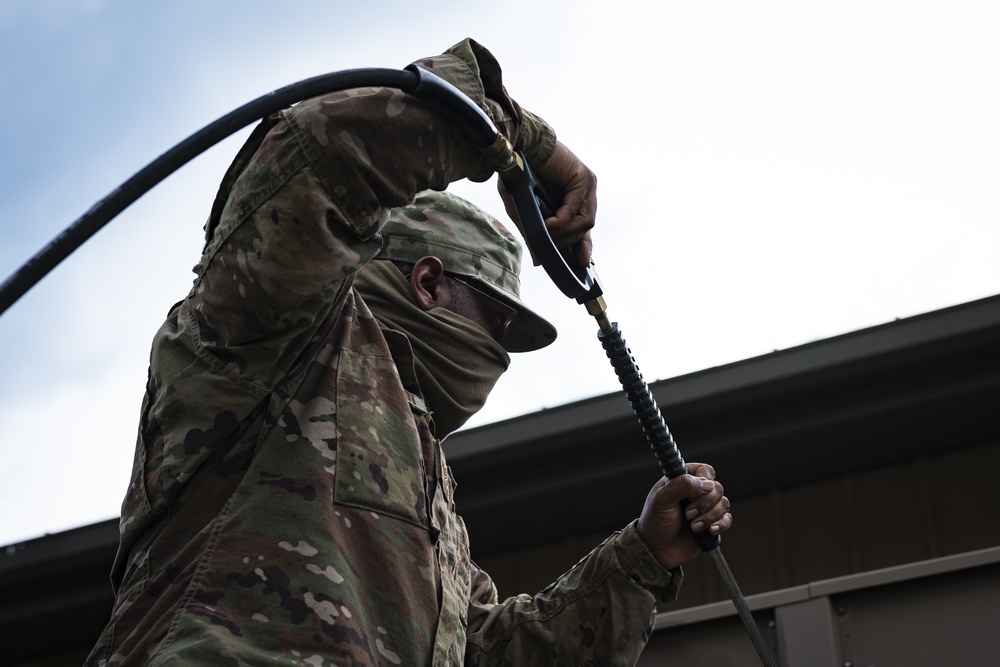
2 0 998 545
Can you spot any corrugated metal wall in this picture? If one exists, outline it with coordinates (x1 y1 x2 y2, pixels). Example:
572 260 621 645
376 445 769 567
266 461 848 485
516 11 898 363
475 439 1000 611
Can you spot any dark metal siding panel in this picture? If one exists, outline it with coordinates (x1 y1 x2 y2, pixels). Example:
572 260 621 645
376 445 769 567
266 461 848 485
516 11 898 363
706 493 787 595
774 597 842 667
833 562 1000 666
639 612 777 667
845 463 936 569
778 477 855 585
13 648 92 667
920 439 1000 555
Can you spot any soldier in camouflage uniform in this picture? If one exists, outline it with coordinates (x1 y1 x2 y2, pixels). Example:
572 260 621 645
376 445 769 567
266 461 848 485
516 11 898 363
86 38 732 666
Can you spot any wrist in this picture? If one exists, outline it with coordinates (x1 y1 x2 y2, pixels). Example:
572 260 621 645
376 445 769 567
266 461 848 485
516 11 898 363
636 519 680 571
517 108 557 167
616 521 684 603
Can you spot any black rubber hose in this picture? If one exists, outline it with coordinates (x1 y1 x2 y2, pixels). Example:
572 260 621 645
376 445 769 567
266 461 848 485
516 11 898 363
0 66 498 318
598 322 722 552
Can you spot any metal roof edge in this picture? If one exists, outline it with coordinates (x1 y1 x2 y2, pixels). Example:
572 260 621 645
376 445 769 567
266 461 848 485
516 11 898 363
0 519 119 581
447 293 1000 460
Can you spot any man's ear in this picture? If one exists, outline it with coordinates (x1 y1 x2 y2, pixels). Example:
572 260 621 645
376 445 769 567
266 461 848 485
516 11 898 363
408 256 447 311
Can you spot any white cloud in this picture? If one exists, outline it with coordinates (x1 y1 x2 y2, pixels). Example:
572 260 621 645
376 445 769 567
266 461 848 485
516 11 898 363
0 353 137 545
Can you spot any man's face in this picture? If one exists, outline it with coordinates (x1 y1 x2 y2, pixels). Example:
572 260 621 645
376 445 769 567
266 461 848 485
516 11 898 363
441 275 516 346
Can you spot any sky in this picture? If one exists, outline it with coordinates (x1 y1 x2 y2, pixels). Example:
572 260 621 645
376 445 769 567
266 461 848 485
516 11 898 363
1 0 998 547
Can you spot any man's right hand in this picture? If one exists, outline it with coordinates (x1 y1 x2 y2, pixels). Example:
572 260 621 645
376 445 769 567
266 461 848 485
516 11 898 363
499 140 597 268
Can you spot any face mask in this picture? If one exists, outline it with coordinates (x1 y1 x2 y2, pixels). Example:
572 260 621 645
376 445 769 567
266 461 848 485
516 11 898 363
352 261 510 438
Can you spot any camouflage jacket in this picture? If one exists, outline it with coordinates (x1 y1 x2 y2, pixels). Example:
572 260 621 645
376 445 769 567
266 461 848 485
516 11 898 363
87 39 680 667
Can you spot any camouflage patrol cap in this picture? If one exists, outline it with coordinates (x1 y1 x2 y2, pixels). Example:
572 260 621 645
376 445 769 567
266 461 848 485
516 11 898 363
379 190 557 352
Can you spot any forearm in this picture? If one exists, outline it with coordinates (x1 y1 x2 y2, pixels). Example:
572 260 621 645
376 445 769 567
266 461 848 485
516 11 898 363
465 522 682 666
289 38 556 236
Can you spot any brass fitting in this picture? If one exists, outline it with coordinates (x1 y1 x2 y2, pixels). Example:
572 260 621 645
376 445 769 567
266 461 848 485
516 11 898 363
584 295 607 317
585 296 613 332
480 134 524 179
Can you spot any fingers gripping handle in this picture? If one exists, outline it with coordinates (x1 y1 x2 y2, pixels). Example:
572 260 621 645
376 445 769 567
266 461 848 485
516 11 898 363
598 323 721 552
501 153 602 303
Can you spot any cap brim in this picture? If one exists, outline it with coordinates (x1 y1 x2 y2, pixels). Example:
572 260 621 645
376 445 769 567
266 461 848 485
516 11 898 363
494 293 557 353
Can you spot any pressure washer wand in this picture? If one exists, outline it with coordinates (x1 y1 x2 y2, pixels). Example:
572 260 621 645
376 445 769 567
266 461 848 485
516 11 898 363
501 158 776 667
587 297 775 667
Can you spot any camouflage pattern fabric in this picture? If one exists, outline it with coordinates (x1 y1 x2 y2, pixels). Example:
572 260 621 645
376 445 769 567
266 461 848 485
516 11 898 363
86 39 680 667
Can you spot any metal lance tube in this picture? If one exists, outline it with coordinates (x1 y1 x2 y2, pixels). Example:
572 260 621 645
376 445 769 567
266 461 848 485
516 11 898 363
592 309 777 667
